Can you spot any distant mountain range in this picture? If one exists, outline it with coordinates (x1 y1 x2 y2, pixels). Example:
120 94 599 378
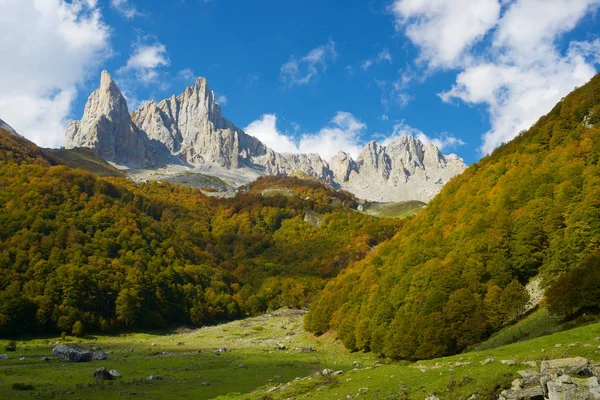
64 71 467 202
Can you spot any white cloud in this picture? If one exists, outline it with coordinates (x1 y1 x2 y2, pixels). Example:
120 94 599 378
0 0 111 148
362 48 393 70
216 94 228 105
280 39 337 87
384 122 465 151
244 112 366 160
393 0 600 154
110 0 141 19
392 0 501 68
177 68 196 82
244 114 299 154
118 40 170 84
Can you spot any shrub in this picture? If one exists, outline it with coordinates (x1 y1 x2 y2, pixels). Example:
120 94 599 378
5 340 16 352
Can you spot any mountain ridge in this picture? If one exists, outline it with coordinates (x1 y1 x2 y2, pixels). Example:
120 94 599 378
65 71 467 202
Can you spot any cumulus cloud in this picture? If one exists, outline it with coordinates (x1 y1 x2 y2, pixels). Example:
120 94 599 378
244 112 366 160
118 40 170 84
244 114 299 154
393 0 600 154
110 0 141 19
392 0 501 69
280 39 337 87
0 0 111 148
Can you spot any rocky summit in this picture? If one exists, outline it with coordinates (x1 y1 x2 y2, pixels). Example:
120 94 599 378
65 71 466 202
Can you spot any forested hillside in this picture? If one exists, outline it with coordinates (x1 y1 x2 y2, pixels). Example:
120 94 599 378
0 131 400 335
305 74 600 360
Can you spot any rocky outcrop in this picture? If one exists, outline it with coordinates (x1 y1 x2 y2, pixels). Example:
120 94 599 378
339 136 467 202
256 149 332 181
501 357 600 400
131 77 266 168
66 71 467 202
52 345 93 362
65 71 155 167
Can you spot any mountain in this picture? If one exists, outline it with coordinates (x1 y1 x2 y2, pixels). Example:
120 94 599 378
0 126 402 334
331 136 467 202
65 71 158 168
65 71 466 202
0 118 19 136
304 74 600 360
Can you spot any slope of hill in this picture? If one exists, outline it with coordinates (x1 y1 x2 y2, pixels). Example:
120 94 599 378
49 147 126 177
0 130 401 335
305 74 600 360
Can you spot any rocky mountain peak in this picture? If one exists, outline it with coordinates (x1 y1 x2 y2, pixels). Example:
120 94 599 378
65 71 154 167
65 71 467 202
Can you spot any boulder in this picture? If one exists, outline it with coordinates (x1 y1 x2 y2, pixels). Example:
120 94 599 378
546 375 600 400
93 367 113 380
0 354 8 360
147 375 163 381
109 370 121 378
481 358 495 365
499 386 544 400
92 349 107 360
52 345 93 362
502 360 517 366
40 357 52 362
540 357 589 375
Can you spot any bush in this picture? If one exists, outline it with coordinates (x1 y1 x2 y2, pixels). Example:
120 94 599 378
5 340 16 352
12 383 34 391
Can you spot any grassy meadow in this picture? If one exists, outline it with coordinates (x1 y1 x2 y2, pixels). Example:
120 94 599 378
2 308 600 399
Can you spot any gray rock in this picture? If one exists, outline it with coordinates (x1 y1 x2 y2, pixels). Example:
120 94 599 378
92 350 107 360
40 357 52 362
518 369 539 378
215 347 227 355
52 345 93 363
93 367 113 380
147 375 163 381
523 361 537 368
546 376 600 400
540 357 589 375
502 360 517 366
65 71 156 168
0 354 7 360
481 358 495 365
109 370 121 378
500 386 544 399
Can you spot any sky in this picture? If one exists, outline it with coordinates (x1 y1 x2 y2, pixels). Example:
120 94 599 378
1 0 600 165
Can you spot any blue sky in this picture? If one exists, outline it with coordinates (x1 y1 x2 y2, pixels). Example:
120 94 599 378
1 0 600 165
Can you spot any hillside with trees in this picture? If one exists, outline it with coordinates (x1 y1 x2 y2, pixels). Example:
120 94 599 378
0 131 400 335
305 74 600 360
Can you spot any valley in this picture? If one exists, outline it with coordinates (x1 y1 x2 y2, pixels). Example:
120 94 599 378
2 308 600 399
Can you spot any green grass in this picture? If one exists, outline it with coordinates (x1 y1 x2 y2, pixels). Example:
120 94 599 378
49 148 126 177
3 309 600 399
363 200 426 218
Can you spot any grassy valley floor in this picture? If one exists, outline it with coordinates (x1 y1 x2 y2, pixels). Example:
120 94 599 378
1 309 600 399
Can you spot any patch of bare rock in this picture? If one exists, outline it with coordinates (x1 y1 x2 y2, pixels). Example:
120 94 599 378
500 356 600 400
